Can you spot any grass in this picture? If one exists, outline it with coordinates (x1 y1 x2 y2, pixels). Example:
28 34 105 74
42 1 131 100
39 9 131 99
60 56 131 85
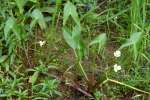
0 0 150 99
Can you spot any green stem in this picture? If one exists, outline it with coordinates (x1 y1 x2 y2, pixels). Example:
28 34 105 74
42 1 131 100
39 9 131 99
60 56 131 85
78 61 89 81
100 78 150 95
74 50 89 81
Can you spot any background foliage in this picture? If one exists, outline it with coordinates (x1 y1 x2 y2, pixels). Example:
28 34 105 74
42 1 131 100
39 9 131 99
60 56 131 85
0 0 150 99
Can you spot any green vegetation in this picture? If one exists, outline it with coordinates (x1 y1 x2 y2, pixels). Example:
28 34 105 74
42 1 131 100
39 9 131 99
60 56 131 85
0 0 150 99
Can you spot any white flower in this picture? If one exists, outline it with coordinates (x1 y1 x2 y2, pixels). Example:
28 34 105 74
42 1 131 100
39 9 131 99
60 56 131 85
114 50 121 57
113 64 121 72
38 40 46 47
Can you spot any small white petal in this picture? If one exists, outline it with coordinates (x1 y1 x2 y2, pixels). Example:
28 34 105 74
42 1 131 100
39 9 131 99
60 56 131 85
117 65 121 70
114 64 118 68
113 64 118 72
38 41 46 47
114 68 118 72
114 50 121 57
113 64 121 72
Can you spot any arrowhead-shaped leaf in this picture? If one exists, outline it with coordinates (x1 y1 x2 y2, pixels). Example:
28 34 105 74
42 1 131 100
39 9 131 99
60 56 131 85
63 27 77 49
120 32 142 49
4 17 15 40
31 9 46 30
63 1 80 26
63 25 81 49
89 33 107 46
0 55 7 63
15 0 26 14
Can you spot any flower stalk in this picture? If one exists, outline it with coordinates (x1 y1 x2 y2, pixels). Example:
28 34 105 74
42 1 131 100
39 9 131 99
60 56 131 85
100 78 150 95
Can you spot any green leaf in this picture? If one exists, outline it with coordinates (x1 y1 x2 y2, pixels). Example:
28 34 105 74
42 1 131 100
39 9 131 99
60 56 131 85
29 71 39 85
47 65 58 69
89 33 107 46
120 32 142 49
72 25 81 47
15 0 26 14
28 0 37 3
12 24 22 41
76 41 86 60
30 19 37 29
0 55 7 63
31 9 46 30
40 7 56 14
62 25 82 49
4 17 15 40
63 1 80 26
72 25 81 39
0 94 7 97
63 27 77 49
